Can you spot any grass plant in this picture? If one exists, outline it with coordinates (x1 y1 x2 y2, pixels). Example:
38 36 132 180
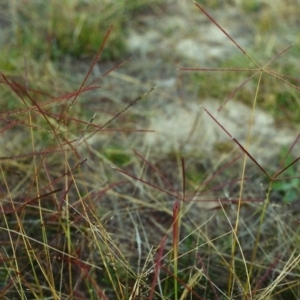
0 1 300 299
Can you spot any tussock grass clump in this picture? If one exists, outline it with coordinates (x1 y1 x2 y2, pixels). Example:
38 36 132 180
0 1 300 300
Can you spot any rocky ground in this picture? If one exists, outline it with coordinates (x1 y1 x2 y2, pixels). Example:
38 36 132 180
83 1 299 158
79 1 300 186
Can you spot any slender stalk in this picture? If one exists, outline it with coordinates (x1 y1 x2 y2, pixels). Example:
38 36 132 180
173 200 180 300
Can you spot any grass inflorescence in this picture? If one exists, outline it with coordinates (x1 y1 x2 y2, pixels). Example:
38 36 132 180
0 1 300 299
